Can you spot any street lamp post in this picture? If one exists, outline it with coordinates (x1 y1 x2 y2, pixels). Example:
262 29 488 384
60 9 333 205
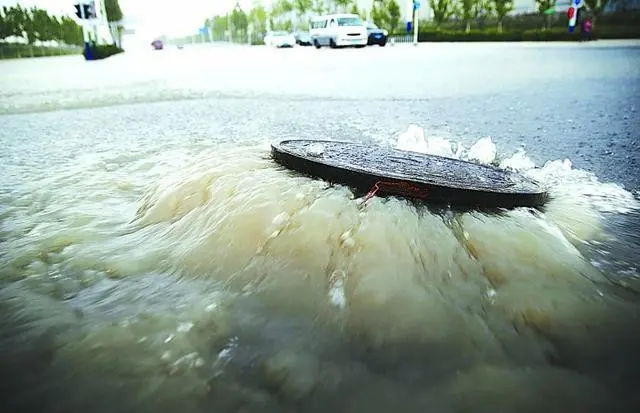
413 0 420 46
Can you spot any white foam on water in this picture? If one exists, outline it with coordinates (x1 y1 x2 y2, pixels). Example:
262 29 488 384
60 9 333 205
390 125 640 241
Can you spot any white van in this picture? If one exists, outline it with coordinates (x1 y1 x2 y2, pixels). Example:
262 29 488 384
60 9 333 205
309 13 368 49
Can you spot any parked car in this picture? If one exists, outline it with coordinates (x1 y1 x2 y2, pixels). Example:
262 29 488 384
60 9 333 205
366 22 388 47
310 13 368 48
264 31 296 48
294 31 312 46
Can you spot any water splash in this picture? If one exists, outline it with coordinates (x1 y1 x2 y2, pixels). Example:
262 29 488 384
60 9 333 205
391 124 640 216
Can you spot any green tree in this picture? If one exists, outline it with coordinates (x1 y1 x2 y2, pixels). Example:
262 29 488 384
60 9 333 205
371 2 389 29
231 4 249 40
293 0 312 28
0 9 6 40
294 0 313 17
459 0 481 33
334 0 352 12
0 6 19 40
492 0 513 32
2 5 83 46
386 0 401 34
429 0 456 28
60 15 83 45
272 0 294 16
103 0 124 46
3 5 26 39
270 0 293 31
206 15 229 40
249 5 268 29
273 19 294 31
476 0 494 14
249 4 268 37
31 7 56 42
474 0 493 29
311 0 325 15
49 15 63 42
22 7 38 44
104 0 123 22
583 0 610 28
369 0 399 33
536 0 557 29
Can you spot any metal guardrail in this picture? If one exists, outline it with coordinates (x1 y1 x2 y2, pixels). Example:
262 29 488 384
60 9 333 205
389 35 415 45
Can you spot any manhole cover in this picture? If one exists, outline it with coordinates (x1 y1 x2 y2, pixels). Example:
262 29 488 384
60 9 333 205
271 140 548 209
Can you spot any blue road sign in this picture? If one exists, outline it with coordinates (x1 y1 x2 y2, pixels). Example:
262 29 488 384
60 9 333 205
406 21 412 33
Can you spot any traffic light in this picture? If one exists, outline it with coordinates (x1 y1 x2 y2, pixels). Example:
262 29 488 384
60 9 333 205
74 2 96 19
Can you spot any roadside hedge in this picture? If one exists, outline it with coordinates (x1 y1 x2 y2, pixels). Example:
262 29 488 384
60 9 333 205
0 43 81 59
415 26 640 42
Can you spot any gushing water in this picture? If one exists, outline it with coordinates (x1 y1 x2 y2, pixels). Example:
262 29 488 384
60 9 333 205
1 125 639 413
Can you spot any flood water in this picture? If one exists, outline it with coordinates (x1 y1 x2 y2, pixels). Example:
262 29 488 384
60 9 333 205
1 42 640 413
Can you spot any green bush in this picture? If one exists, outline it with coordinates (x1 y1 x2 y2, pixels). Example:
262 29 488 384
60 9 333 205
595 24 640 39
0 43 81 59
417 29 521 42
415 25 640 42
412 10 640 33
83 43 124 60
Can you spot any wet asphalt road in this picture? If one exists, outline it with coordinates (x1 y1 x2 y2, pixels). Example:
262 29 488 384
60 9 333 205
4 41 637 188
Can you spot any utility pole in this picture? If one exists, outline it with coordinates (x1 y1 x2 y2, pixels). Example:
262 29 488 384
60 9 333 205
413 0 420 46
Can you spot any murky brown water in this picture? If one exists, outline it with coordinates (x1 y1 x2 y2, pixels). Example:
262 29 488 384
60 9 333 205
1 43 639 413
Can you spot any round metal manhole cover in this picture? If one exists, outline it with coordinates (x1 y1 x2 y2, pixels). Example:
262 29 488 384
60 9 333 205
271 140 548 208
